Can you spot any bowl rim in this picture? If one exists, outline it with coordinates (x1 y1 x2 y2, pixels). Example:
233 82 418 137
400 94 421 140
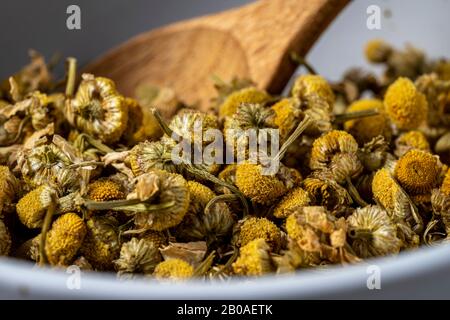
1 241 449 299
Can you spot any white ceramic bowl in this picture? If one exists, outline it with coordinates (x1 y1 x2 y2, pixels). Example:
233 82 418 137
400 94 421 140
1 0 450 299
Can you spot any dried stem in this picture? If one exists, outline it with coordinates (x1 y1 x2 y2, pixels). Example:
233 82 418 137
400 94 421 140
334 109 379 122
65 57 77 97
39 193 57 266
290 52 317 75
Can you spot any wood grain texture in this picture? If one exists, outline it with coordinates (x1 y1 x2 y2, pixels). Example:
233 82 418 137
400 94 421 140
85 0 349 111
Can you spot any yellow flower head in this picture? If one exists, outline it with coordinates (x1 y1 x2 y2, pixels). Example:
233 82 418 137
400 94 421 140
394 150 440 194
364 39 392 63
344 99 391 145
218 87 270 118
395 130 430 157
271 98 302 139
291 74 335 107
16 185 57 229
235 163 286 205
232 238 273 276
372 168 400 212
154 259 194 280
239 217 282 252
384 77 428 130
88 179 125 202
273 187 311 218
45 213 87 266
187 181 215 214
142 230 167 249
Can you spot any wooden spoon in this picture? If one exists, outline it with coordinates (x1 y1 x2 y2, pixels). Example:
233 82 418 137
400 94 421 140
85 0 349 111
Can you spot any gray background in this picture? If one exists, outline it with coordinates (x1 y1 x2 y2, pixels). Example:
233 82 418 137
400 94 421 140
0 0 450 299
1 0 449 82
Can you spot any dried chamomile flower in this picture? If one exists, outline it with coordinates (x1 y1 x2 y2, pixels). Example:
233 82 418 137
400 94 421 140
177 197 234 244
415 73 450 127
433 60 450 81
365 39 393 63
65 74 128 144
18 135 82 193
384 77 428 130
16 185 57 229
141 230 167 249
186 181 215 215
347 206 402 258
395 130 430 157
302 176 351 213
310 130 358 170
87 170 190 231
169 108 219 145
310 130 362 183
0 50 51 100
344 99 391 145
291 74 335 107
372 168 401 212
133 171 190 231
336 68 381 104
394 149 440 195
128 140 177 176
0 165 21 217
0 219 11 255
87 179 125 202
237 217 282 252
232 239 273 276
29 92 65 131
0 97 39 146
285 206 359 264
431 189 450 235
357 136 392 172
45 213 87 266
218 87 270 118
270 98 302 140
273 187 311 218
115 237 161 276
120 97 145 145
154 258 194 280
224 103 275 154
365 40 428 83
285 207 332 251
80 216 120 270
235 163 286 205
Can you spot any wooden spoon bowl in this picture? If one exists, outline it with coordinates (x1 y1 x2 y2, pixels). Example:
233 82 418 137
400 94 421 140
85 0 349 111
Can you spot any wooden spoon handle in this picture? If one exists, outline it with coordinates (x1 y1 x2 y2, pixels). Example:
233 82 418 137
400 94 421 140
195 0 350 93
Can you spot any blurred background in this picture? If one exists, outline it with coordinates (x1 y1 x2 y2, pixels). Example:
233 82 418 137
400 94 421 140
0 0 449 83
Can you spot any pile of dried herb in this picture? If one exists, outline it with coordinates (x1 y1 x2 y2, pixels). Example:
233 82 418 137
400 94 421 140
0 39 450 281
